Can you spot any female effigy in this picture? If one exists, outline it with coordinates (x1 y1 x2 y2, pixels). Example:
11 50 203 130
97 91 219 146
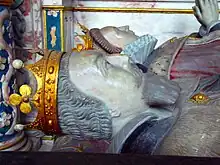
2 0 220 156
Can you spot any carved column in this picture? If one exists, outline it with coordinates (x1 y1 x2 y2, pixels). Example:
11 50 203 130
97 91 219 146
0 0 32 151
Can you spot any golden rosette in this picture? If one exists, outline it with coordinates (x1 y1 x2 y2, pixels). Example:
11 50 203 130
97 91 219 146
9 84 32 114
189 92 210 104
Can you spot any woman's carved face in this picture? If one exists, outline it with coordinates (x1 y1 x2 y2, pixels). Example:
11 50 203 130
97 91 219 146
100 26 139 49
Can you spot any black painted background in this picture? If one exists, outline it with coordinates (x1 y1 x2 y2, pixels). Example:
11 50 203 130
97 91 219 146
0 153 220 165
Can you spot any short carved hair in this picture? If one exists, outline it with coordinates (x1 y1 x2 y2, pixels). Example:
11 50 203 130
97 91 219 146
57 53 112 140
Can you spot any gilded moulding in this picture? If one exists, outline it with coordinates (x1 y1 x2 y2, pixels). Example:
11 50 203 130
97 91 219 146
60 10 64 52
43 6 220 14
43 10 47 50
43 5 218 52
8 50 63 134
72 7 194 14
72 22 93 52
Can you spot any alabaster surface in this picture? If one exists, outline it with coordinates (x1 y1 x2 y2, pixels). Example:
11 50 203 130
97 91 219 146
73 1 202 48
49 0 220 156
153 31 220 156
89 25 158 66
18 49 179 142
8 0 220 155
110 0 220 156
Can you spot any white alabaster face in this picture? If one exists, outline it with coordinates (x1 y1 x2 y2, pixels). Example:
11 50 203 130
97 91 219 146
69 50 146 132
100 26 139 49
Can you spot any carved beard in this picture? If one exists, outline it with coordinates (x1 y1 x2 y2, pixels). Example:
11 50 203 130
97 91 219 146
89 28 123 54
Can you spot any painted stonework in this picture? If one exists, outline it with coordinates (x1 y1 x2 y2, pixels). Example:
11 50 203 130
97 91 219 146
0 8 16 139
43 0 219 49
21 0 43 63
41 0 201 50
72 1 203 48
0 6 24 150
45 10 62 51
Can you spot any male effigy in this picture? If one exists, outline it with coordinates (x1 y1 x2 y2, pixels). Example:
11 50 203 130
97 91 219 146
2 0 220 157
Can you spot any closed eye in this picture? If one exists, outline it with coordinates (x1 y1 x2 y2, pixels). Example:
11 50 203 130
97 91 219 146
95 55 113 77
105 61 112 69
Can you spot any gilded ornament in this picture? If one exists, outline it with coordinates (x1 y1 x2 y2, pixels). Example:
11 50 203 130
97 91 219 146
19 50 62 134
48 120 52 125
19 84 32 96
48 66 54 74
8 84 33 114
77 22 89 33
77 44 83 52
20 102 32 114
189 93 210 104
72 23 93 51
9 94 22 106
33 95 40 102
32 66 40 71
46 95 51 101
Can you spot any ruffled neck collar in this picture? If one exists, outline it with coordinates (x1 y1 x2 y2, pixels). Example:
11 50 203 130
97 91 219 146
121 34 158 64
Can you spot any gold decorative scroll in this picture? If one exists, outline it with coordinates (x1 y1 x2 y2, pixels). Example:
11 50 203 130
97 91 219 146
60 10 64 52
42 6 220 14
73 7 194 14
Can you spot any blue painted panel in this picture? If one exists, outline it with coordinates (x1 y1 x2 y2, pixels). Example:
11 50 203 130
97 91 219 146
46 10 61 51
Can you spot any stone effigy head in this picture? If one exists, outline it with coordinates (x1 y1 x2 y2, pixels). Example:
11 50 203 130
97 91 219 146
11 49 180 142
89 26 138 53
59 50 144 139
89 25 158 66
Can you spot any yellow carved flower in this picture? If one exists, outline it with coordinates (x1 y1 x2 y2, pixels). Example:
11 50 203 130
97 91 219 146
9 85 32 114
